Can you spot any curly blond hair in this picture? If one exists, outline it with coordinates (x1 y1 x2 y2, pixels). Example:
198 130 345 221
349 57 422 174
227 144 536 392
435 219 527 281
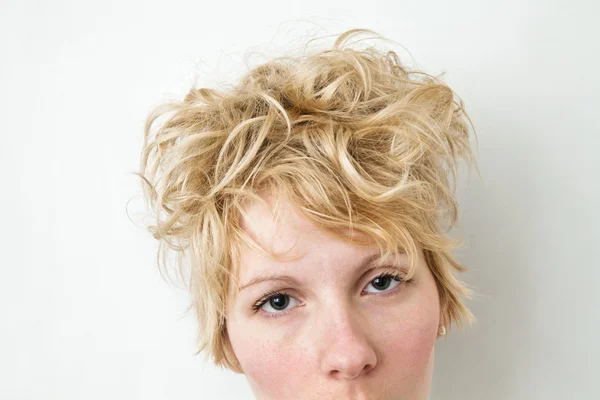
135 28 480 373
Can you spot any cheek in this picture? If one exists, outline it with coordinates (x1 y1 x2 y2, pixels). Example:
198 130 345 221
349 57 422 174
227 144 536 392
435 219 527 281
374 295 440 386
381 316 437 371
228 323 310 398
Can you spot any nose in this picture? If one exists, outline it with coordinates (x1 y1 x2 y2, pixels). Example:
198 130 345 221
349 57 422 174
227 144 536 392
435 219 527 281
319 306 378 380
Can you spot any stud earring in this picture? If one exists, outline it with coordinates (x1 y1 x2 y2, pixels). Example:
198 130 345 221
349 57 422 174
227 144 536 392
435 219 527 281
438 325 446 336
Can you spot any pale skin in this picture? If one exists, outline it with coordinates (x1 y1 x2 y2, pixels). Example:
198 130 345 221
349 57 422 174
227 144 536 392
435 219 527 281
225 192 446 400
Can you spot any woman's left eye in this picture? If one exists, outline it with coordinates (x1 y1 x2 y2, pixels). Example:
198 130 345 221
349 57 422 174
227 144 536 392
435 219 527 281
363 272 405 294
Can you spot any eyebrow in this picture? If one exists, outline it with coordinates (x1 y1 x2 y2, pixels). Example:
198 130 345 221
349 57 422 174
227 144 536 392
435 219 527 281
238 251 403 292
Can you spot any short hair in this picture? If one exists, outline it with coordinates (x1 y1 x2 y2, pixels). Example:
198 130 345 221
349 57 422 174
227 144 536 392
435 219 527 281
136 28 480 372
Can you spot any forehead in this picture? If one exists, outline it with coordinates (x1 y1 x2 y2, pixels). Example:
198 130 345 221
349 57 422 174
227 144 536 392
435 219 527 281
237 191 371 259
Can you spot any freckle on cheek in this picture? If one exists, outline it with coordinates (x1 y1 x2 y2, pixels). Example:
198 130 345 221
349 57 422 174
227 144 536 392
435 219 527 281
381 317 437 383
244 346 305 397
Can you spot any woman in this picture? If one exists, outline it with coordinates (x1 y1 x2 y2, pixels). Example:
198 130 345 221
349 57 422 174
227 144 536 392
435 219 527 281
137 27 479 399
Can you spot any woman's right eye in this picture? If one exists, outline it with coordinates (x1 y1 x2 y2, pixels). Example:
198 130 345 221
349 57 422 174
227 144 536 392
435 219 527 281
252 290 300 317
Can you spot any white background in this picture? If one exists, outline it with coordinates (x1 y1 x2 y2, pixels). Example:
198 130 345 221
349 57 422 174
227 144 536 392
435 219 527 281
1 0 598 399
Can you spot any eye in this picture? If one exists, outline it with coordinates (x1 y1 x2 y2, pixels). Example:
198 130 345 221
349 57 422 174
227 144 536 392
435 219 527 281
363 271 406 294
252 289 300 317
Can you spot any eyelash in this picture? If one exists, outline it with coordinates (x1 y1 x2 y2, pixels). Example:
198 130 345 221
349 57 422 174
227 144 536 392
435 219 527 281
251 268 413 319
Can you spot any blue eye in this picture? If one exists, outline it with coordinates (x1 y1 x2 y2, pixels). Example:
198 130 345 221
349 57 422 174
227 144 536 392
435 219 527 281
364 271 405 294
252 289 300 316
251 270 411 318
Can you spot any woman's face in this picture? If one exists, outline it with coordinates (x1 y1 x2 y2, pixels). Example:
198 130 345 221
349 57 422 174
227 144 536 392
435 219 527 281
225 194 444 400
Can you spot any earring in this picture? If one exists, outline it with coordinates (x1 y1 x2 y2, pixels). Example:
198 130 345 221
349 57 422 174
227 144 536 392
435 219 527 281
438 325 446 336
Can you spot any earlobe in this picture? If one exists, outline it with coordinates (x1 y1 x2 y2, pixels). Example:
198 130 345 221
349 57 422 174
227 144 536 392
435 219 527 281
436 310 447 339
437 325 446 337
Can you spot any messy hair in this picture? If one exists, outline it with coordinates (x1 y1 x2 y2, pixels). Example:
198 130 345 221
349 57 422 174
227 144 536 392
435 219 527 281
136 28 480 372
